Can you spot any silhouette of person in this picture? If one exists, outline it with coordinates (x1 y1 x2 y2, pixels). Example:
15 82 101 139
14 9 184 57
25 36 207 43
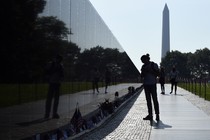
44 55 64 119
92 67 100 94
140 54 160 121
104 67 111 93
159 67 165 94
169 67 178 95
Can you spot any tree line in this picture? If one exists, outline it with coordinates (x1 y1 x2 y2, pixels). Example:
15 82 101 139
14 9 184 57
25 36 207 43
0 0 140 83
161 48 210 80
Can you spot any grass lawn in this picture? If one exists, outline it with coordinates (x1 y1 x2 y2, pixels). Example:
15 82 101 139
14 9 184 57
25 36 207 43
0 82 106 108
178 82 210 101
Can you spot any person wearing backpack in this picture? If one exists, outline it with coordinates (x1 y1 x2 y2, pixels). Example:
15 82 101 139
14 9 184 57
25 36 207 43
140 54 160 121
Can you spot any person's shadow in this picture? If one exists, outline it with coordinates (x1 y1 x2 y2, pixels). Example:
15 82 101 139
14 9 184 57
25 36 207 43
151 120 172 129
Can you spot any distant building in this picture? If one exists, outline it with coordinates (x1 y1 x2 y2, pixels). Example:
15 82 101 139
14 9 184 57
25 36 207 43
161 4 170 60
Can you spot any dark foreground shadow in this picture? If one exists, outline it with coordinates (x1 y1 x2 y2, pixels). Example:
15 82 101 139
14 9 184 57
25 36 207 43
17 118 51 127
151 120 172 129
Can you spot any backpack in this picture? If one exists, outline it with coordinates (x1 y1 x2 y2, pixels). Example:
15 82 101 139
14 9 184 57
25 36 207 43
151 62 160 77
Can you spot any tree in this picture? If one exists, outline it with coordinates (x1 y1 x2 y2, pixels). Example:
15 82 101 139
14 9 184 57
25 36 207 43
119 52 140 82
0 0 46 83
35 16 69 41
76 46 140 82
161 48 210 79
33 16 70 59
190 48 210 78
0 1 72 83
76 46 105 81
161 50 190 78
61 42 81 80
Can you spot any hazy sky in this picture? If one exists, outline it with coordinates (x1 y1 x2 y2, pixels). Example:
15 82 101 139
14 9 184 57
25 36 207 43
89 0 210 70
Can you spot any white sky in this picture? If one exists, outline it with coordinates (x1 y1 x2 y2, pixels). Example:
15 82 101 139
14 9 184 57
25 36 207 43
89 0 210 71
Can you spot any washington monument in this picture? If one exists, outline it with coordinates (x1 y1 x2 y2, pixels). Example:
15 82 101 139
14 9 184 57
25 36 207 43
161 4 170 59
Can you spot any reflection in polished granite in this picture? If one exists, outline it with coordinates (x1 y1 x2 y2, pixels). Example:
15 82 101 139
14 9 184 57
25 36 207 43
0 0 140 139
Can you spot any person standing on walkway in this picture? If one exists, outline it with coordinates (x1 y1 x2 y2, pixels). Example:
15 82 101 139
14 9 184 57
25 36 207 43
159 66 165 94
140 54 160 121
104 67 111 93
169 67 178 95
92 67 100 94
44 55 64 119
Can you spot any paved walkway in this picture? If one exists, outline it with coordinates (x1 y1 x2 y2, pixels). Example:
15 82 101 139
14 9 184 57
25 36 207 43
150 84 210 140
77 84 210 140
0 83 141 139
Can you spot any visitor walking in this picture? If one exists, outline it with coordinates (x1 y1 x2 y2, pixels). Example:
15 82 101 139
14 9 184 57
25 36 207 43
92 67 100 94
104 67 111 93
169 67 178 95
159 66 165 94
